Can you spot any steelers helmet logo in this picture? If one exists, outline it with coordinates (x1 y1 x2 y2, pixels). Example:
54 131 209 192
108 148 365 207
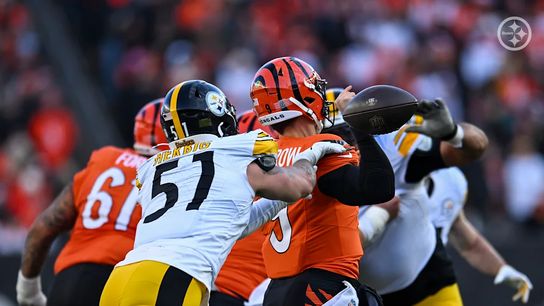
206 91 226 116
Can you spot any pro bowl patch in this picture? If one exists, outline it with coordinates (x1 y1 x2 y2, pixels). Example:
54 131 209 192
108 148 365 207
206 91 226 116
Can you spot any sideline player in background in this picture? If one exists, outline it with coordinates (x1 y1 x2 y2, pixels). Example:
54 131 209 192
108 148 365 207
337 96 488 306
427 167 533 303
16 99 168 306
251 57 395 306
210 110 276 306
100 80 345 306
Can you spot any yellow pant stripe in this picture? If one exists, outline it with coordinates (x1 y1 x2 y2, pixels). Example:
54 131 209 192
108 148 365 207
414 283 464 306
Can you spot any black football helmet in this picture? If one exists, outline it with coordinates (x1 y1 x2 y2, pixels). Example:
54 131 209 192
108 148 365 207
161 80 237 142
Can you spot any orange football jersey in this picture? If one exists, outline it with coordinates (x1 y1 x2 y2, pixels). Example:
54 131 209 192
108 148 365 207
54 146 145 274
262 134 363 279
214 229 267 300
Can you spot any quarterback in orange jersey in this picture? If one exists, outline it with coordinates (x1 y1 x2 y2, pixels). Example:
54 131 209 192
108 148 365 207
16 99 167 306
211 110 275 306
250 57 395 306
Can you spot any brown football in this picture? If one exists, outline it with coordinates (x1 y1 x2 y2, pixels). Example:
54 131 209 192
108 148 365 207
342 85 418 134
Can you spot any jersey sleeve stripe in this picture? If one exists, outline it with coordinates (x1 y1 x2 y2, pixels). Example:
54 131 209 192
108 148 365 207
253 139 278 156
393 126 409 145
257 131 270 138
170 82 186 139
398 133 419 156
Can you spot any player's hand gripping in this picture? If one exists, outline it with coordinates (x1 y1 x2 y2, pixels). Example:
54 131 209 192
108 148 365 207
494 265 533 303
405 99 457 140
293 142 347 166
333 85 356 114
16 271 47 306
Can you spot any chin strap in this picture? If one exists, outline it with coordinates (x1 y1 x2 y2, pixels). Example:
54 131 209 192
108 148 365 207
217 122 225 137
288 97 324 133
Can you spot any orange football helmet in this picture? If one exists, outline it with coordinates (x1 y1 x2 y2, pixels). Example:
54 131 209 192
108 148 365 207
237 110 279 138
133 98 168 156
250 57 330 131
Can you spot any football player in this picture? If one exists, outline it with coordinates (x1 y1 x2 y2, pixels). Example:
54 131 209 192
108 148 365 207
250 57 395 306
322 88 401 246
16 99 168 306
335 96 488 306
99 80 345 306
211 110 275 306
426 167 533 303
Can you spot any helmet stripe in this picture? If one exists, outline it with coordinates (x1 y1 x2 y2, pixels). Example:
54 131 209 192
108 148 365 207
169 82 186 139
289 57 310 78
247 114 257 133
282 58 304 104
262 62 283 101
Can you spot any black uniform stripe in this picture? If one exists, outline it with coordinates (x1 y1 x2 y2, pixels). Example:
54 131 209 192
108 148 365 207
263 62 282 101
156 266 193 305
247 115 258 132
310 284 331 303
282 58 304 104
290 57 311 78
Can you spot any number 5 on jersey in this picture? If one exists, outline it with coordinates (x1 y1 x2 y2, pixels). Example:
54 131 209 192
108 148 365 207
270 208 292 253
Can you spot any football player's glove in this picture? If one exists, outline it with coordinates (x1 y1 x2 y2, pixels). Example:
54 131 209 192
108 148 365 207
494 265 533 303
405 99 463 147
293 141 346 166
16 271 47 306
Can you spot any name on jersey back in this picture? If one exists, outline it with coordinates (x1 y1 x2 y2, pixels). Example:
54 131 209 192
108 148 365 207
153 140 212 166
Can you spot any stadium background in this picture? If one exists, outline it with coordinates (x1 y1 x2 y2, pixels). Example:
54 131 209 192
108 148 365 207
0 0 543 305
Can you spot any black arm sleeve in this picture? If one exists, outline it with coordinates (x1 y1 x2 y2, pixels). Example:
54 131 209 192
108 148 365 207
317 131 395 205
405 138 446 183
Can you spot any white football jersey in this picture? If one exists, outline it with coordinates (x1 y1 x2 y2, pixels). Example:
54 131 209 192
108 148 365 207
373 128 431 194
427 167 468 245
359 129 436 294
117 130 277 291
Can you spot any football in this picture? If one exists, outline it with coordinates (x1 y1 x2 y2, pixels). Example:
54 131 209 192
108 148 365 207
342 85 418 135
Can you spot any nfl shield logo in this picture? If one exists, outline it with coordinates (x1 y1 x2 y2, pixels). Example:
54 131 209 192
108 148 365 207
369 115 386 132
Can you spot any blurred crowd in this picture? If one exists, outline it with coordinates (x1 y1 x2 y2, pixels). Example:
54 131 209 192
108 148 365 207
0 0 78 253
1 0 544 252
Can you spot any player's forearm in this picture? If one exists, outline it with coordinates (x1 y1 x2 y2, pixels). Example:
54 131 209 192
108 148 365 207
21 222 58 277
354 131 395 204
21 184 76 277
442 123 488 166
240 198 288 238
257 160 315 202
280 160 315 201
456 234 506 276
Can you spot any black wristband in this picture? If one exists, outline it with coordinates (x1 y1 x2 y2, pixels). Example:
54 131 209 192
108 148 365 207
253 155 276 172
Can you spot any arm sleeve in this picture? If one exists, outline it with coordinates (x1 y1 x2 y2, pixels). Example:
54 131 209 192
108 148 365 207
317 131 395 205
239 198 289 239
405 137 447 183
